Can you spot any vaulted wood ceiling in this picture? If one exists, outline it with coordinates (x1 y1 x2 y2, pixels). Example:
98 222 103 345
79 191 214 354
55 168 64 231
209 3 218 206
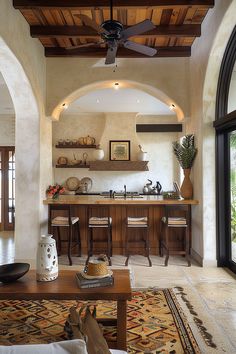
13 0 214 58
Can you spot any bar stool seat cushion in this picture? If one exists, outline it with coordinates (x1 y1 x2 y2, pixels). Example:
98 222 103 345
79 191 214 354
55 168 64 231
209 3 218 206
161 216 187 227
127 217 148 227
89 217 112 226
51 216 79 226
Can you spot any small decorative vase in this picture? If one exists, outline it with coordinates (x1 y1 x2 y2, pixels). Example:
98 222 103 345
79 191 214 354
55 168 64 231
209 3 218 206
36 234 58 282
93 146 104 160
138 151 147 161
180 168 193 199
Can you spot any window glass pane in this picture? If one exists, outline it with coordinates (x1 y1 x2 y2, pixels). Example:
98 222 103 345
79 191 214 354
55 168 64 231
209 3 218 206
228 61 236 113
230 131 236 263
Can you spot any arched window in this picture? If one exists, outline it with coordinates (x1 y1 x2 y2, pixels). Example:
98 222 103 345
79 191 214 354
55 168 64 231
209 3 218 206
214 26 236 273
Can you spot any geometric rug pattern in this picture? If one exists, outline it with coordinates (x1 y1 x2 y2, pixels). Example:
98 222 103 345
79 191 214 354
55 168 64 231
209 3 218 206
0 289 203 353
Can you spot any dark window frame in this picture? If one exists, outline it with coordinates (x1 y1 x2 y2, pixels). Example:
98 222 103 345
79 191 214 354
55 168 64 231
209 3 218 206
214 25 236 272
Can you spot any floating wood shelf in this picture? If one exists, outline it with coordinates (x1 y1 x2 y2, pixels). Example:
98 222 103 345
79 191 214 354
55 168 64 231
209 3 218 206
55 164 89 168
89 161 149 171
55 144 96 148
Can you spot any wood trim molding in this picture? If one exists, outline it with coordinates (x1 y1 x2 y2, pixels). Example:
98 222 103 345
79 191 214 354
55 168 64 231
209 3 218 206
136 124 182 132
31 24 201 39
45 46 191 58
13 1 214 10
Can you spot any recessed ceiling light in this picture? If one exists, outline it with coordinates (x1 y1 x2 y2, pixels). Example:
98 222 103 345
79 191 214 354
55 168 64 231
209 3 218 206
62 103 68 109
114 82 119 90
169 103 176 110
136 99 140 104
96 99 100 103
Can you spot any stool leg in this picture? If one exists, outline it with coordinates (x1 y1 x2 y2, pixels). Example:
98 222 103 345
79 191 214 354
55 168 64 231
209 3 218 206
159 222 163 257
185 227 191 267
56 226 61 256
164 225 169 266
145 227 152 267
125 227 130 266
110 225 113 257
107 226 112 266
77 221 81 257
68 226 73 266
86 227 93 265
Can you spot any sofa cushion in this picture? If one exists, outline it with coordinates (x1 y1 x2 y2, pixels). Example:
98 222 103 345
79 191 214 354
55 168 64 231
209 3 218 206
0 339 87 354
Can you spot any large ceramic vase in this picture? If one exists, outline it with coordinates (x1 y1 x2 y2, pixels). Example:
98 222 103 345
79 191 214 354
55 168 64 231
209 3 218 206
36 234 58 281
180 168 193 199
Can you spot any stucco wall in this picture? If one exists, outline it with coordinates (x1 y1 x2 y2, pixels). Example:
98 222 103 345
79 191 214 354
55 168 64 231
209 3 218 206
53 113 180 192
0 115 15 145
188 0 236 265
46 58 190 119
0 0 51 261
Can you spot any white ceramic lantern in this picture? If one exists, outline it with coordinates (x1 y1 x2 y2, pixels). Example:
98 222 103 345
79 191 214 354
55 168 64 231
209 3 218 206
36 234 58 282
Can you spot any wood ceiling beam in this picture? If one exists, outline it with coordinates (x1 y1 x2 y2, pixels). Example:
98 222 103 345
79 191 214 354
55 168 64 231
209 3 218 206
45 46 191 57
31 24 201 38
13 0 214 10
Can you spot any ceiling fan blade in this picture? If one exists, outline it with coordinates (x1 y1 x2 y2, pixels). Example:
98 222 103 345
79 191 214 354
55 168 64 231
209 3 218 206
75 14 109 35
122 19 155 40
66 40 104 50
124 40 157 56
105 45 118 65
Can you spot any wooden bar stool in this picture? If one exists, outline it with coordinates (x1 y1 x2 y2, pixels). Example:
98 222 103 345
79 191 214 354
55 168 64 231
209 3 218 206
160 205 191 266
49 204 81 266
125 207 152 267
86 206 112 266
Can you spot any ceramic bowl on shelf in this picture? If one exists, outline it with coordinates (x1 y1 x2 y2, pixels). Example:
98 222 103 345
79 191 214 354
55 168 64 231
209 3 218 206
57 156 68 165
0 263 30 283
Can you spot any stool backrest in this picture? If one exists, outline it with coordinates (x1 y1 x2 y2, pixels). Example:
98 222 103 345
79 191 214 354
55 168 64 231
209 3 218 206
126 206 149 225
164 205 190 225
49 204 72 226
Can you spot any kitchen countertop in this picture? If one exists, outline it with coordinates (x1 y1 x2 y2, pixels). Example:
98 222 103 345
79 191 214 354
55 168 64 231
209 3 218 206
43 195 199 205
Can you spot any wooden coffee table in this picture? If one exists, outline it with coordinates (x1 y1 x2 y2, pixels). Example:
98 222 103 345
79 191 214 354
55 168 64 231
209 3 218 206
0 269 132 351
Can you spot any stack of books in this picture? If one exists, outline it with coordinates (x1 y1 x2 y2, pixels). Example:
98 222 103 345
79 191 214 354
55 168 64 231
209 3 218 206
167 217 187 225
75 272 114 289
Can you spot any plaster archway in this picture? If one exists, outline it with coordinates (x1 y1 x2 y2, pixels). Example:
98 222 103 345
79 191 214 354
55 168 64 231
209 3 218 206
51 80 185 121
0 37 41 260
201 0 236 264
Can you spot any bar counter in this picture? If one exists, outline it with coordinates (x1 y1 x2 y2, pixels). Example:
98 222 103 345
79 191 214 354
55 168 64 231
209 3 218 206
43 195 199 256
43 195 199 205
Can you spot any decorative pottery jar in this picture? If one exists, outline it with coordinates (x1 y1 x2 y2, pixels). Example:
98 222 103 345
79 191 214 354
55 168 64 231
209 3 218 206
138 151 147 161
36 234 58 282
93 145 104 160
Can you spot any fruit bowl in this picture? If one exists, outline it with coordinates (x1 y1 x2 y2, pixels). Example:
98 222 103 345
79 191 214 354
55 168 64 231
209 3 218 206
0 263 30 283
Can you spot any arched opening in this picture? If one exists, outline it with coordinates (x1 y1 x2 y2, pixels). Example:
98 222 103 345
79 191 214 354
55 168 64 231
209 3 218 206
0 37 41 261
51 80 185 122
214 26 236 273
52 82 184 194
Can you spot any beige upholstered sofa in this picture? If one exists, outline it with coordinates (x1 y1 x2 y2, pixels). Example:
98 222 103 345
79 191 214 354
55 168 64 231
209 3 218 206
0 339 127 354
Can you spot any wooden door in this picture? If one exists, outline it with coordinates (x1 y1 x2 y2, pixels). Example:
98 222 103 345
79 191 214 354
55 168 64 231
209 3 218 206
0 147 15 231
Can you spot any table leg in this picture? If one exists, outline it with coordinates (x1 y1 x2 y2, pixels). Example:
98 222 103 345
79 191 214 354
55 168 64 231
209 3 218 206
117 300 127 351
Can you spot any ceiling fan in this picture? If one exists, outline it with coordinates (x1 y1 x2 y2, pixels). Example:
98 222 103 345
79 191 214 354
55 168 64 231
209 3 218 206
66 0 157 64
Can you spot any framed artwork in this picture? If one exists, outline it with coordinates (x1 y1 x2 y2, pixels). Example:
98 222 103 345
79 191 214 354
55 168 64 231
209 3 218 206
109 140 130 161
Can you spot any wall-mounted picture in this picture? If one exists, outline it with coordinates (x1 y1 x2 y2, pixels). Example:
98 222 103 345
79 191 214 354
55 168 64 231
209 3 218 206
109 140 130 161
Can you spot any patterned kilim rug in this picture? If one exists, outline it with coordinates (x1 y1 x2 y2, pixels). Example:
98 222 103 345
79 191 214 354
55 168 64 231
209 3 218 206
0 288 216 354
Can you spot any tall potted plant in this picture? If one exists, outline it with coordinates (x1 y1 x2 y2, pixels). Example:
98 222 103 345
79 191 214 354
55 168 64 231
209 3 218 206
172 134 197 199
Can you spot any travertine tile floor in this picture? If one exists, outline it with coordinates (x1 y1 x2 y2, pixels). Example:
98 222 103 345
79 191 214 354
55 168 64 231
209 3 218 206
1 232 236 352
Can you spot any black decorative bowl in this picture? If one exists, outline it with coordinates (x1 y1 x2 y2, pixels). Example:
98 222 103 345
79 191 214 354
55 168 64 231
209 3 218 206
0 263 30 283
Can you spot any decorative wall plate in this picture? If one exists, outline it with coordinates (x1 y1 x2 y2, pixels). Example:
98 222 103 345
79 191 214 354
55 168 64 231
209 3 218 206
66 177 80 191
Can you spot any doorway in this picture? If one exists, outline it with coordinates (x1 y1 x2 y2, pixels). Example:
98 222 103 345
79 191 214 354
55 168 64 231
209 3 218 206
0 146 15 231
